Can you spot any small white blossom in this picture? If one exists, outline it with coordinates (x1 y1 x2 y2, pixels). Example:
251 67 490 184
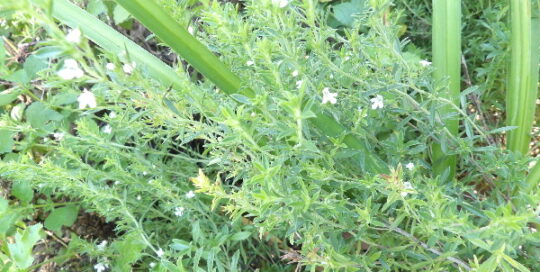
251 112 256 117
58 59 84 80
370 95 384 110
123 61 136 74
78 89 97 109
292 70 299 77
66 28 81 43
246 60 254 66
188 26 195 35
143 171 148 176
114 180 120 185
149 262 156 268
156 248 165 258
53 132 65 141
405 162 414 171
109 111 117 118
97 240 108 251
94 262 108 272
419 60 432 67
136 195 142 201
106 63 116 70
295 80 303 89
401 182 414 197
322 87 337 105
102 125 112 134
185 190 196 199
272 0 289 8
344 56 350 61
174 207 185 217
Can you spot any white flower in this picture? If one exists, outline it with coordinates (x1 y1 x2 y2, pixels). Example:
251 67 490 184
295 80 303 89
66 28 81 43
405 162 414 171
246 60 254 66
94 262 108 272
78 89 97 109
53 132 65 141
97 240 108 251
109 111 117 118
250 112 256 117
102 125 112 134
156 248 165 258
370 95 384 110
106 63 116 70
401 182 414 197
58 59 84 80
185 190 196 199
174 207 185 217
149 262 156 268
272 0 289 8
188 26 195 35
292 70 299 77
136 195 141 201
322 87 337 105
344 56 350 61
419 60 432 67
143 171 148 176
123 61 136 74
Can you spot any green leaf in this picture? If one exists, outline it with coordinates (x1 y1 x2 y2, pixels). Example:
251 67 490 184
0 197 8 213
7 224 43 269
3 70 30 84
478 255 500 272
113 4 130 25
501 254 530 272
11 180 33 204
0 129 14 154
332 0 366 27
25 102 64 132
44 205 79 233
112 233 147 270
23 55 47 80
0 89 20 107
230 231 251 241
170 239 191 251
87 0 107 16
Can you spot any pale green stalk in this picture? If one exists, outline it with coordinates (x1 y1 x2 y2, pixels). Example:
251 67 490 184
506 0 534 156
525 5 540 191
431 0 461 180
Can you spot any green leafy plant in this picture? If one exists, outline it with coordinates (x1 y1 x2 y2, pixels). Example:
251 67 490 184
0 0 538 271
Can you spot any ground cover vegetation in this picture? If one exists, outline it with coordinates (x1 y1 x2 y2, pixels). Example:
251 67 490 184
0 0 539 271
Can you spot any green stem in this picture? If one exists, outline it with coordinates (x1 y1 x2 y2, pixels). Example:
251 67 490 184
431 0 461 180
506 0 534 155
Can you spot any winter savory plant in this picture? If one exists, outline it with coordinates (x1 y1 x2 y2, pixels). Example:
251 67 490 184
0 0 538 271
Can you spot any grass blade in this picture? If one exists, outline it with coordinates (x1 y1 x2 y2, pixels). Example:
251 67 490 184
31 0 184 89
431 0 461 180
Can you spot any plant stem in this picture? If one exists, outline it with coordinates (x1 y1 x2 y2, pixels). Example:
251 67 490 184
431 0 462 180
506 0 534 155
525 5 540 192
